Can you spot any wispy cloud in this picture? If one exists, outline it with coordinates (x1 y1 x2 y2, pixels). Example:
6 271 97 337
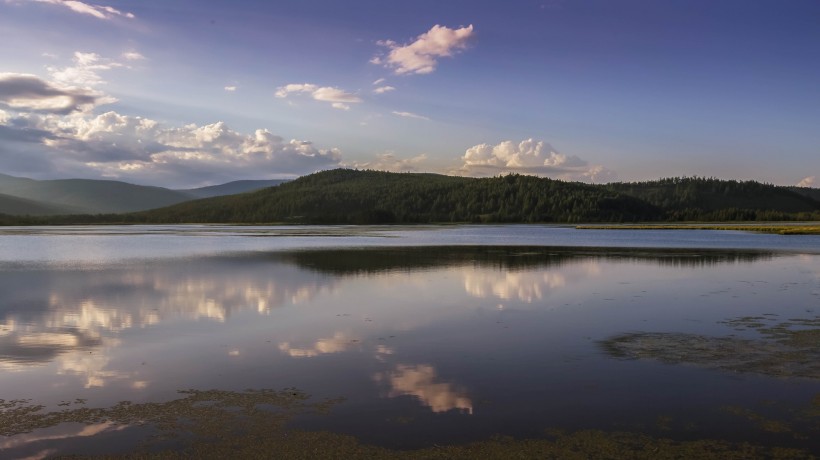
373 85 395 94
26 0 135 20
372 25 475 75
122 52 145 61
392 110 430 121
224 86 237 92
275 83 361 110
47 51 125 88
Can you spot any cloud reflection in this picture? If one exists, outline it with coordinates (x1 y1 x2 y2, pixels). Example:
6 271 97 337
463 262 600 303
374 364 473 414
278 332 357 358
0 421 126 458
464 271 567 302
0 256 337 387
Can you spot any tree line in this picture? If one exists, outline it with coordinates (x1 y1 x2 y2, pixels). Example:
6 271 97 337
2 169 818 225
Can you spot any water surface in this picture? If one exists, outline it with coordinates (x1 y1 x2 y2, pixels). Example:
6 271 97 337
1 225 819 457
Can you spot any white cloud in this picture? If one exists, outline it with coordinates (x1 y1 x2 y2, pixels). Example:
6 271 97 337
348 152 428 172
224 86 237 92
275 83 361 109
373 85 395 94
797 176 816 188
373 24 475 75
311 86 361 103
0 73 101 114
274 83 317 97
372 78 386 85
459 139 616 183
27 0 135 19
0 110 343 186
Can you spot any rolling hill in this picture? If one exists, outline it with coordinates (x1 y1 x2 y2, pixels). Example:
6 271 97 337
1 170 818 224
133 169 660 224
607 178 820 220
131 170 820 224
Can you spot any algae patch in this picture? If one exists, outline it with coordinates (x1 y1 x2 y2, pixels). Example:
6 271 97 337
601 315 820 379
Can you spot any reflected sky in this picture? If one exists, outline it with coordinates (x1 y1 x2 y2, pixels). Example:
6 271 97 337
1 242 820 455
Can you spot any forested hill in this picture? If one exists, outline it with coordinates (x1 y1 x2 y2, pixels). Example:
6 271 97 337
133 169 659 224
606 177 820 220
129 170 819 224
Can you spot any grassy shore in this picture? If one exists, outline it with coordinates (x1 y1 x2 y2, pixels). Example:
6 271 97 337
575 223 820 235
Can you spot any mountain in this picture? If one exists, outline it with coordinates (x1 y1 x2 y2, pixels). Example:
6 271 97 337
0 174 193 214
0 192 82 216
178 179 287 199
2 170 818 224
0 174 286 215
131 170 820 224
133 169 660 224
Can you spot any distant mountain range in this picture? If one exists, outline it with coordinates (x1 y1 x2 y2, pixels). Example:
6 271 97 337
0 173 286 215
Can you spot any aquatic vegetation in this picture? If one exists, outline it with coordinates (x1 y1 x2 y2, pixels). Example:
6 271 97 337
1 391 815 459
601 315 820 380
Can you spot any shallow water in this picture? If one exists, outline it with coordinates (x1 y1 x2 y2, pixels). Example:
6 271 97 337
1 225 819 457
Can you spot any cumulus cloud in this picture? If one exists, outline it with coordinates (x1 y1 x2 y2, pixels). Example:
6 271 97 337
348 152 428 172
0 73 100 114
275 83 361 110
391 110 430 121
373 85 395 94
0 110 343 187
459 139 616 183
26 0 135 19
372 24 475 75
796 176 816 188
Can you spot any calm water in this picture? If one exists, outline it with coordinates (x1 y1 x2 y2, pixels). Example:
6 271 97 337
1 225 819 457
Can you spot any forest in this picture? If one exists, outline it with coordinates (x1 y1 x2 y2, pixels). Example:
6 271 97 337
1 169 819 225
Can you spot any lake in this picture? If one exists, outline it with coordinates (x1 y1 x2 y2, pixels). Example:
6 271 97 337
1 225 819 458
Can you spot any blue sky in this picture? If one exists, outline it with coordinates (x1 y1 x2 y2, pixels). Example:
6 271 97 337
1 0 818 187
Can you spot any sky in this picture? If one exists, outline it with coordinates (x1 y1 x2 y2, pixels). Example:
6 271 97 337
0 0 818 188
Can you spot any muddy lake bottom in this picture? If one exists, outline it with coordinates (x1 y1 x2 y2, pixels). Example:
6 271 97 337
1 225 820 458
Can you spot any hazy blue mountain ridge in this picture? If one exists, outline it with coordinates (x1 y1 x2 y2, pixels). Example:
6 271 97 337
178 180 287 199
0 173 287 215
